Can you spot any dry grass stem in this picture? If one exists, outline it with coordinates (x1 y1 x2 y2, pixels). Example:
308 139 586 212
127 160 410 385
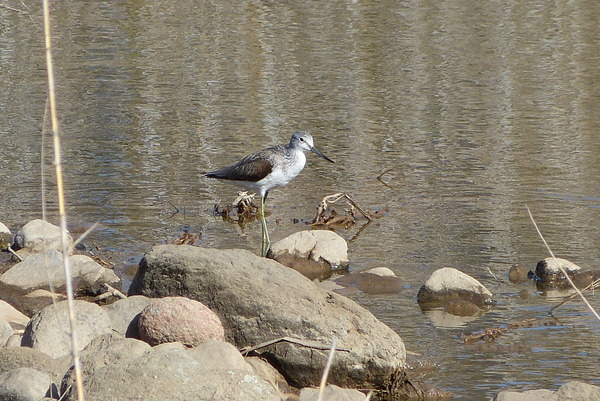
42 0 86 399
69 222 99 253
550 278 600 313
526 206 600 322
316 339 337 401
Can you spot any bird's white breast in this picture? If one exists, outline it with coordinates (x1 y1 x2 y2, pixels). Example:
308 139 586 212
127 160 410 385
258 150 306 193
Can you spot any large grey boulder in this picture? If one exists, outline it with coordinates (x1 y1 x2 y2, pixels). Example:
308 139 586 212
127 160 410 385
0 367 53 401
0 250 119 295
13 219 71 253
21 300 113 358
187 340 253 372
417 267 495 309
129 245 406 391
60 336 280 401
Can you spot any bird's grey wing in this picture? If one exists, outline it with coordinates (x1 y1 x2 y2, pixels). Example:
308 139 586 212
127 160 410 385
208 153 273 182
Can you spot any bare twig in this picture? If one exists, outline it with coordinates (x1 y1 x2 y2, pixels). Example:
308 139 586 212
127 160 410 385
526 206 600 322
239 336 349 356
7 246 23 261
42 1 86 399
313 192 372 224
92 283 127 302
0 2 37 25
0 3 27 14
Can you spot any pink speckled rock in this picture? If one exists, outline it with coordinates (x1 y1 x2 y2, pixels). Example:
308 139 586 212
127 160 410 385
138 297 224 347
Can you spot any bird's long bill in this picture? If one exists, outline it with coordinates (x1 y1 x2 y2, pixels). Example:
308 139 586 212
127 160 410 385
311 146 335 163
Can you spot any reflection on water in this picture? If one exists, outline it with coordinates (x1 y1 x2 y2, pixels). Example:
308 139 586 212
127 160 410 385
1 0 600 399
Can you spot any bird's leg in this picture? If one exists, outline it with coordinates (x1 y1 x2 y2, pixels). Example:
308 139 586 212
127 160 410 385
260 196 271 257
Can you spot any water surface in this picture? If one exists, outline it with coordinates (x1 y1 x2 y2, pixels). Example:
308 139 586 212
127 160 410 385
1 1 599 399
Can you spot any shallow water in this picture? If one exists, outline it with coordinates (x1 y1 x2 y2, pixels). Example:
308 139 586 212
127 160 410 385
1 1 600 399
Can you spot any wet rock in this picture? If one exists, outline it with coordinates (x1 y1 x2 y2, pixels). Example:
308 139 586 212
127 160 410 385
571 270 600 289
129 245 406 392
60 339 280 401
102 295 153 338
556 381 600 400
333 267 403 295
533 257 581 289
518 289 533 299
417 267 495 309
508 264 529 283
268 230 349 280
443 299 481 317
0 250 119 295
13 219 72 253
299 384 366 401
0 300 30 329
0 367 53 401
22 300 113 358
138 296 225 347
187 340 252 372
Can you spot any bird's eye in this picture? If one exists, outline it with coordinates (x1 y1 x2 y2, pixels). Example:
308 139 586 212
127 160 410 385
299 137 304 141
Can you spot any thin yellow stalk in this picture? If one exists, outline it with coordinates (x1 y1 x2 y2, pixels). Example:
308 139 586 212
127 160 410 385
42 1 86 400
526 206 600 322
316 339 337 401
41 99 48 221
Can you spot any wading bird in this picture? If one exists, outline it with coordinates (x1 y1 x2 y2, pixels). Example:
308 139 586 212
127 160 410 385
205 131 334 257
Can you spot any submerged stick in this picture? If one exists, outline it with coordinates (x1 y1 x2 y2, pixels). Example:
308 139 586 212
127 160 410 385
42 1 86 400
526 206 600 322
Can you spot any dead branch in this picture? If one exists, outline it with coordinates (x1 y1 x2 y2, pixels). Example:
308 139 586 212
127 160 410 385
312 193 371 226
239 336 350 356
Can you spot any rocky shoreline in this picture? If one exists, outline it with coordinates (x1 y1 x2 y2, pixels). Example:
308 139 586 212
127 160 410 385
0 219 599 400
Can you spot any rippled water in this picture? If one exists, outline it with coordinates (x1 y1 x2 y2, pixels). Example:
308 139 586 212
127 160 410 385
1 1 599 399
